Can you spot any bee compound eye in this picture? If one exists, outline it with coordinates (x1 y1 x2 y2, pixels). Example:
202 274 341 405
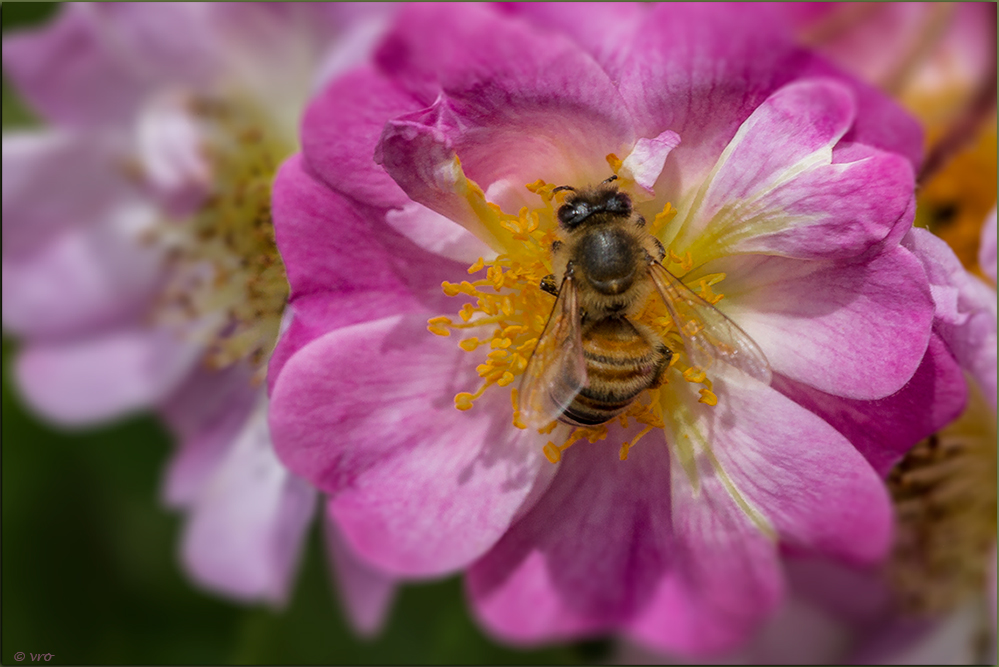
557 203 577 226
606 194 631 213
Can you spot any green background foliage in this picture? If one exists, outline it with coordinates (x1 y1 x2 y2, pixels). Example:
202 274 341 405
1 4 609 664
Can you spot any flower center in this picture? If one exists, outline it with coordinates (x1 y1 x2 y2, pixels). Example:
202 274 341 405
427 161 728 462
887 379 997 614
150 96 293 378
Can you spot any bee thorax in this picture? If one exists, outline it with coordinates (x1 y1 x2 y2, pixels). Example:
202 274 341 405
577 227 640 295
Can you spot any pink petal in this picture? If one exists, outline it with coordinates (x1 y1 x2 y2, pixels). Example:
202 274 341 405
600 4 921 190
2 4 218 127
980 208 997 284
620 130 681 197
300 65 417 210
2 200 164 341
159 363 260 507
324 511 398 637
269 314 549 576
272 155 457 304
629 370 890 656
468 428 679 643
718 244 934 400
372 4 635 195
673 79 855 247
15 327 201 425
134 91 211 216
903 227 998 408
673 80 913 262
2 131 145 256
181 397 317 605
469 369 889 657
776 334 968 477
268 155 459 384
384 203 494 265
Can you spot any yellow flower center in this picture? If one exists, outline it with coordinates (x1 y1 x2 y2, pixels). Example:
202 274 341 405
427 157 728 463
147 96 293 379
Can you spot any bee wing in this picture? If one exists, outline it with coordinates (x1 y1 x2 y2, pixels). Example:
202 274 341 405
648 262 772 384
517 275 587 429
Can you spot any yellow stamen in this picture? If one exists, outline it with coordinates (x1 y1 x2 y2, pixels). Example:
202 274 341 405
683 367 707 384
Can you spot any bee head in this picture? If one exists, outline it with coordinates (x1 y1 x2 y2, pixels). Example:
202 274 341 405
555 185 632 230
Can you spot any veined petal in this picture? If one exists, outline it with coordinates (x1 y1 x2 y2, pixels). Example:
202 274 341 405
273 155 457 302
469 368 889 656
375 100 512 254
468 432 675 642
269 155 458 384
715 142 914 260
181 395 317 605
628 368 890 656
670 79 864 258
717 244 934 400
372 3 636 212
384 203 494 265
269 315 550 576
300 65 417 210
15 327 201 425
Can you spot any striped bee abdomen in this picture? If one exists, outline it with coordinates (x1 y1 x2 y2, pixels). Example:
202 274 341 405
562 318 670 426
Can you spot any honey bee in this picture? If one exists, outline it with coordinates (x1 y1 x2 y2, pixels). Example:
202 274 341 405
518 177 772 428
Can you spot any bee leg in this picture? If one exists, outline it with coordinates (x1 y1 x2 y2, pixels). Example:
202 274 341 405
652 238 666 262
650 345 673 388
635 215 646 227
551 240 563 253
539 274 558 296
601 174 618 185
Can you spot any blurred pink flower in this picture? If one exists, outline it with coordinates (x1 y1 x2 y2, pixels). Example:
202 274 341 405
2 2 397 629
266 3 963 657
785 2 995 115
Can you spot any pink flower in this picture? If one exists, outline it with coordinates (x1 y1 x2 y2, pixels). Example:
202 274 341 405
2 2 397 628
267 3 963 657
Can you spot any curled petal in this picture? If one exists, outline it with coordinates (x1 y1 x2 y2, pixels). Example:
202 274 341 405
672 80 912 262
904 227 998 408
619 130 681 198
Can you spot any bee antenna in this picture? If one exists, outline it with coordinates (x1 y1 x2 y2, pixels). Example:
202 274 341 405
602 175 618 184
552 185 576 194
